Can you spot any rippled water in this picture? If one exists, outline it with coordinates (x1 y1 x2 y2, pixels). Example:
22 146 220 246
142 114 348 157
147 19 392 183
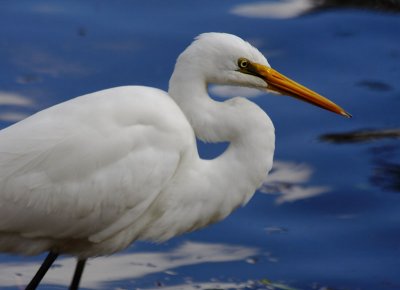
0 1 399 289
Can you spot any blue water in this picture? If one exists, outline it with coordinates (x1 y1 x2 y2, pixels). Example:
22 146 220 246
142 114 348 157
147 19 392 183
0 1 399 289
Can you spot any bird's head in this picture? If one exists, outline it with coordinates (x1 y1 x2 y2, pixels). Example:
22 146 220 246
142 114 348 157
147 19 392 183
177 32 351 118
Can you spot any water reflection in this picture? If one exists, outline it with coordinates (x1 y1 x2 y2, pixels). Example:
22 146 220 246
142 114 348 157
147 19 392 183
356 80 394 92
142 279 297 290
0 92 33 107
231 0 400 19
0 242 258 289
369 145 400 193
260 161 330 204
320 128 400 143
16 74 42 85
0 91 34 122
231 0 313 19
321 129 400 193
141 281 249 290
310 0 400 13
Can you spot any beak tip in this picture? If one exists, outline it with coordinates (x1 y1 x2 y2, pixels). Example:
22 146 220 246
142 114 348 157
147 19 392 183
341 111 352 118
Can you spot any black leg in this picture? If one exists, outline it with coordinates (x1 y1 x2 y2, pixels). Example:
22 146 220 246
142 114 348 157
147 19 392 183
26 251 59 290
69 259 87 290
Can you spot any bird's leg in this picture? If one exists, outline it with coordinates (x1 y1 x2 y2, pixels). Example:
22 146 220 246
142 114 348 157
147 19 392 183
25 251 59 290
69 258 87 290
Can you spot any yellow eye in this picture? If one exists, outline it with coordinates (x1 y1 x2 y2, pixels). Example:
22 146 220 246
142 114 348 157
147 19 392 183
238 58 249 69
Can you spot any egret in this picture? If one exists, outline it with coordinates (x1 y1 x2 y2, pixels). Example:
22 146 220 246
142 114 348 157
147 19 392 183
0 33 350 289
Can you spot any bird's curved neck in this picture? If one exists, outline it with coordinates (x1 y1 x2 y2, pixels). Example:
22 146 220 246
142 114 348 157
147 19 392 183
168 68 275 210
169 71 226 142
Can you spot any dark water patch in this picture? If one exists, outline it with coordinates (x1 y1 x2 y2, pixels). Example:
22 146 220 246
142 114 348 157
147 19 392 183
16 74 41 84
309 0 400 13
369 145 400 193
333 29 357 38
356 80 393 92
371 162 400 193
77 26 87 37
320 128 400 143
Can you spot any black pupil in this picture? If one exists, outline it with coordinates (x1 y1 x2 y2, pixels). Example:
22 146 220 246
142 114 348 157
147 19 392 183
241 60 247 67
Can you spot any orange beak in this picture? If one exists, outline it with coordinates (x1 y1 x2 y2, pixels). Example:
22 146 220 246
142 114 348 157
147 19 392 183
253 64 351 118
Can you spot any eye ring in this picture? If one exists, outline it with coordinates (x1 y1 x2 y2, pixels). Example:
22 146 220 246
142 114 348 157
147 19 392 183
238 58 249 69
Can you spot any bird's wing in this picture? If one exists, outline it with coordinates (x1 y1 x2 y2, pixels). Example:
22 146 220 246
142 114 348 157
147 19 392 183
0 86 193 242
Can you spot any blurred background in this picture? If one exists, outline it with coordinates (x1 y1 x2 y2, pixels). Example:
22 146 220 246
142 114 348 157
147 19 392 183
0 0 399 289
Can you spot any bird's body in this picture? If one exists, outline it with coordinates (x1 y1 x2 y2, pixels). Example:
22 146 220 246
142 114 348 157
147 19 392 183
0 85 273 258
0 86 191 257
0 33 349 289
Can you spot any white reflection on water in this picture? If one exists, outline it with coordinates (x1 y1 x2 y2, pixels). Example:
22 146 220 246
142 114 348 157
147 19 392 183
144 281 249 290
0 92 33 107
260 161 330 204
231 0 312 19
0 241 258 289
0 91 34 122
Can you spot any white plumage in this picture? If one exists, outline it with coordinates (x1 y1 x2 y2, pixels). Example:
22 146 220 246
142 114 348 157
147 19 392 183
0 33 349 289
0 86 195 256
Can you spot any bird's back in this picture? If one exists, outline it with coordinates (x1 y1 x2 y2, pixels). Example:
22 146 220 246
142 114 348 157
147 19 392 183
0 86 196 256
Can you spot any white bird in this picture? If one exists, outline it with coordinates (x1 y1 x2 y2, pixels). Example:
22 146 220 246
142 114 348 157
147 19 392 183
0 33 350 289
